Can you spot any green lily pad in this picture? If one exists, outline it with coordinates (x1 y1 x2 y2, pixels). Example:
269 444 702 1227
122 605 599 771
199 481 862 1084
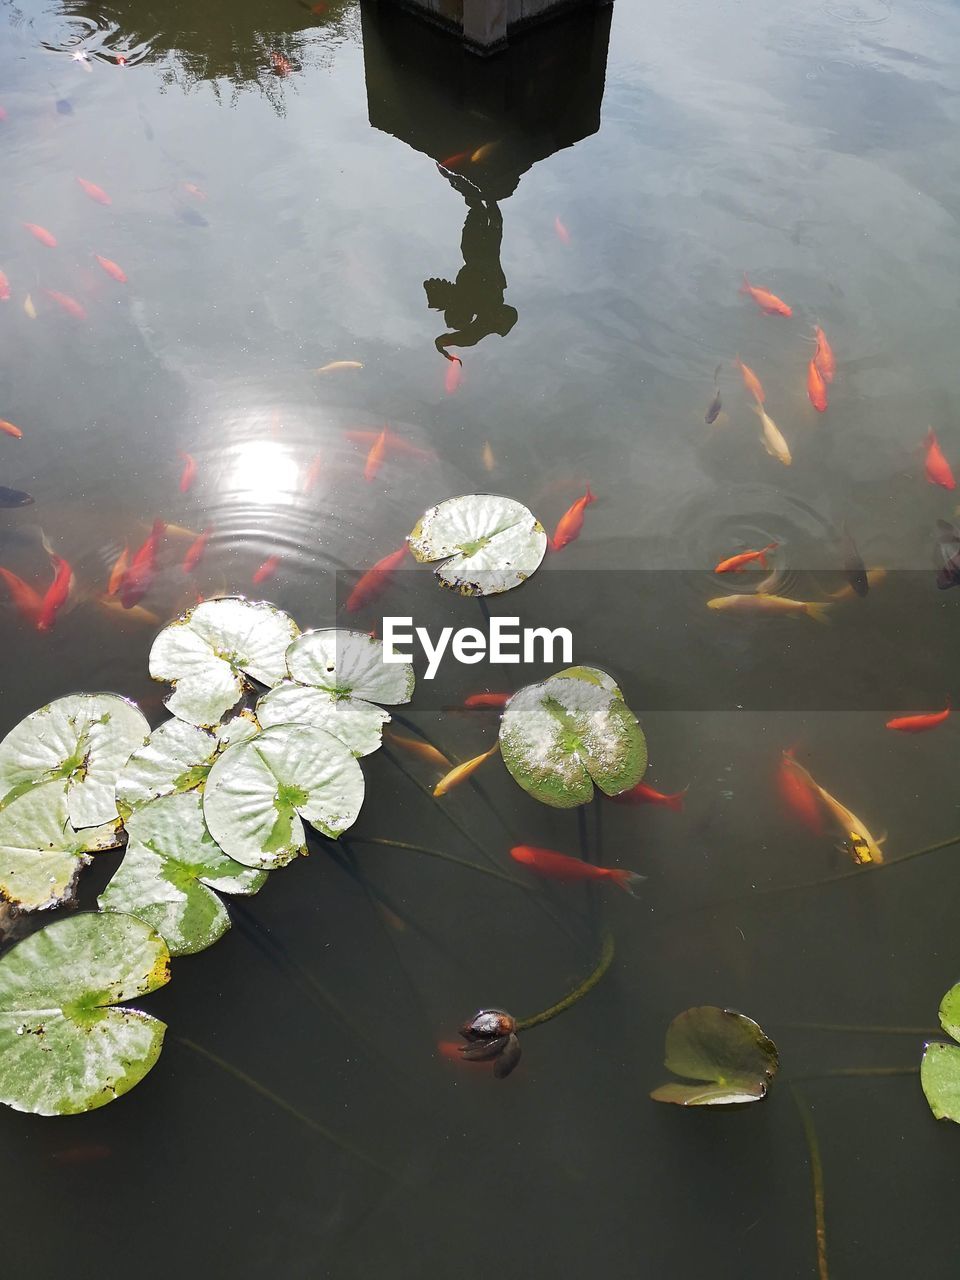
256 630 414 757
408 494 547 596
0 780 122 911
203 723 364 869
0 912 170 1115
0 693 149 829
149 597 300 728
920 984 960 1123
116 719 219 817
99 791 266 955
650 1006 779 1106
216 711 260 748
499 666 647 808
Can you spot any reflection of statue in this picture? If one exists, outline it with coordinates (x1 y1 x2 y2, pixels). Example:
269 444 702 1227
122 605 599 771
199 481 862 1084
424 166 518 358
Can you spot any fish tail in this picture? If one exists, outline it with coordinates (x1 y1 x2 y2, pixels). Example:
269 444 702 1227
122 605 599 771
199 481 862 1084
662 790 686 813
611 869 647 898
805 602 832 625
738 273 751 295
585 485 597 505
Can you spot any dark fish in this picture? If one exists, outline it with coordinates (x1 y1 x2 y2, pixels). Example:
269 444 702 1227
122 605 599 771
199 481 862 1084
935 519 960 590
0 486 34 508
177 207 208 227
837 521 868 597
705 390 722 424
55 98 73 115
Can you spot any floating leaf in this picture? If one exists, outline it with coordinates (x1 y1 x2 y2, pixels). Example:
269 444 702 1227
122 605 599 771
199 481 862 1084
0 693 149 828
116 718 219 817
216 711 260 748
920 984 960 1123
149 597 299 728
203 723 364 869
0 780 121 911
0 912 169 1115
100 791 266 955
257 630 414 756
408 494 547 596
650 1006 779 1106
499 666 646 808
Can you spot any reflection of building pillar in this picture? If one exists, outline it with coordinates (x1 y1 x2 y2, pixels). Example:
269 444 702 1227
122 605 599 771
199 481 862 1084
376 0 614 53
463 0 507 50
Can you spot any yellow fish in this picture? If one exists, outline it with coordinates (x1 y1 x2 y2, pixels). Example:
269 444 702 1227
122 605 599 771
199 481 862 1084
385 730 451 770
470 141 499 163
433 743 500 797
783 755 884 865
707 594 830 623
23 294 37 320
753 403 791 465
96 594 160 626
482 441 496 472
315 360 363 375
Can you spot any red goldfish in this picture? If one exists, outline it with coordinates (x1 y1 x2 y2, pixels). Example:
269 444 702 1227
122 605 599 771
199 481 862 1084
23 222 57 247
739 274 792 317
439 150 472 170
121 519 165 608
551 486 596 551
0 269 9 301
270 51 293 75
36 555 73 631
346 544 408 612
1 419 23 439
807 359 828 413
777 749 823 835
734 357 765 404
886 705 950 733
445 356 462 396
45 289 87 320
76 176 111 206
510 845 645 896
253 555 281 584
464 692 511 709
813 327 835 383
0 567 43 625
183 527 212 573
715 542 778 574
95 254 127 284
363 430 388 482
611 781 686 811
554 215 571 245
106 546 129 596
178 451 197 493
925 429 956 490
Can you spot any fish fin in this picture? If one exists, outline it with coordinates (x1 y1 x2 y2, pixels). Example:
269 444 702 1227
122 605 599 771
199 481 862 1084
663 789 687 813
612 869 647 898
805 602 832 625
585 485 597 505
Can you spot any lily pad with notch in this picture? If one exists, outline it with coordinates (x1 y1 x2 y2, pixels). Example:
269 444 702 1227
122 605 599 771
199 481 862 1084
650 1005 779 1106
116 718 220 817
408 493 547 596
920 983 960 1123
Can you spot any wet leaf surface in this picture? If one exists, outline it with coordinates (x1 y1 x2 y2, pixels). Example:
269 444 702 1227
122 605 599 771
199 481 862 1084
650 1006 779 1106
408 493 547 596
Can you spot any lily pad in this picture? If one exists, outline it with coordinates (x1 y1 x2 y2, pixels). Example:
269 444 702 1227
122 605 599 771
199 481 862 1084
100 791 266 955
650 1006 779 1106
203 723 364 869
116 718 219 817
216 711 261 749
499 666 647 808
408 494 547 596
0 780 122 911
0 912 170 1115
149 597 299 728
920 984 960 1123
256 630 414 756
0 693 149 828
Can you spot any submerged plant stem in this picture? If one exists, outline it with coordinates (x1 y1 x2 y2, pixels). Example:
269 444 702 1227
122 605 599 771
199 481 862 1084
790 1086 828 1280
517 929 615 1031
176 1035 399 1179
352 835 526 887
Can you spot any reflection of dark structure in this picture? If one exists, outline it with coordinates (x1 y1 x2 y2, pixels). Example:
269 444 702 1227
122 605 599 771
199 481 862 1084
375 0 613 54
361 0 611 356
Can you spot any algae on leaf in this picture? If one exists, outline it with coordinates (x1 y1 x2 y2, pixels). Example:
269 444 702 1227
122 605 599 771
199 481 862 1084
650 1006 779 1106
116 718 219 816
408 494 547 596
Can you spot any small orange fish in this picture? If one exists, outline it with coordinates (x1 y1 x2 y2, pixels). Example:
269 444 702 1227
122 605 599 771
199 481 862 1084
439 150 471 170
0 269 9 301
76 176 111 206
384 730 451 770
346 544 408 612
301 453 323 494
777 749 823 835
464 692 511 709
807 359 828 413
813 327 835 383
316 360 363 374
0 419 23 439
253 554 281 584
106 546 129 596
364 429 388 483
734 357 765 404
23 222 57 247
95 254 127 284
470 141 498 163
182 527 212 573
0 566 43 625
45 289 87 321
270 50 294 76
611 781 686 811
739 274 792 317
445 356 462 396
554 215 571 246
183 182 207 201
715 542 778 574
433 743 500 797
344 429 435 462
551 486 596 551
886 705 950 733
178 451 197 493
510 845 645 896
36 554 73 631
121 518 165 608
925 428 956 490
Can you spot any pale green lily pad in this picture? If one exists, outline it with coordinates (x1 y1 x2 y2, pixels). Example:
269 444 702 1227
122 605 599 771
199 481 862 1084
499 666 647 808
408 494 547 596
257 682 389 757
99 792 266 955
149 597 300 728
116 719 218 817
920 984 960 1123
203 723 365 869
0 693 149 828
216 711 260 749
0 912 170 1115
650 1006 779 1106
0 780 122 911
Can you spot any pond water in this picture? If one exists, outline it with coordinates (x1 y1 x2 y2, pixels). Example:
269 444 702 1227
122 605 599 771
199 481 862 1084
2 0 960 1274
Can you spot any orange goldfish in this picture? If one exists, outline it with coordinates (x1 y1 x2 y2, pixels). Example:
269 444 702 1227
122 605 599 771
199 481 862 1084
464 692 511 709
76 176 111 206
777 749 823 835
45 289 87 320
781 753 884 864
433 743 500 797
807 359 828 413
384 730 451 770
183 527 212 573
510 845 645 896
346 544 408 612
364 429 388 482
0 419 23 440
95 254 127 284
121 518 165 608
344 429 435 462
739 274 792 317
270 51 293 76
445 356 462 396
178 451 197 493
813 327 835 383
554 215 571 245
708 593 829 622
106 546 129 596
715 542 778 574
886 705 950 733
611 781 686 811
925 429 956 490
36 554 73 631
183 182 207 201
23 222 57 247
0 566 43 625
551 486 596 551
253 554 281 584
0 269 9 301
734 357 765 403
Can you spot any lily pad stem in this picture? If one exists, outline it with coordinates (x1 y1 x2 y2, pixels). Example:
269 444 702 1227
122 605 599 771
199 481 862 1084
517 929 615 1031
350 835 526 887
790 1086 829 1280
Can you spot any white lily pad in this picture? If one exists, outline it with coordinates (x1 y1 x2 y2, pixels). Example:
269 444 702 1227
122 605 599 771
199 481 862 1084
216 711 261 749
116 719 219 817
0 912 170 1115
100 791 267 955
149 597 300 728
408 494 547 596
499 666 647 808
257 682 389 757
0 693 149 829
0 780 122 911
650 1006 780 1106
203 723 365 869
